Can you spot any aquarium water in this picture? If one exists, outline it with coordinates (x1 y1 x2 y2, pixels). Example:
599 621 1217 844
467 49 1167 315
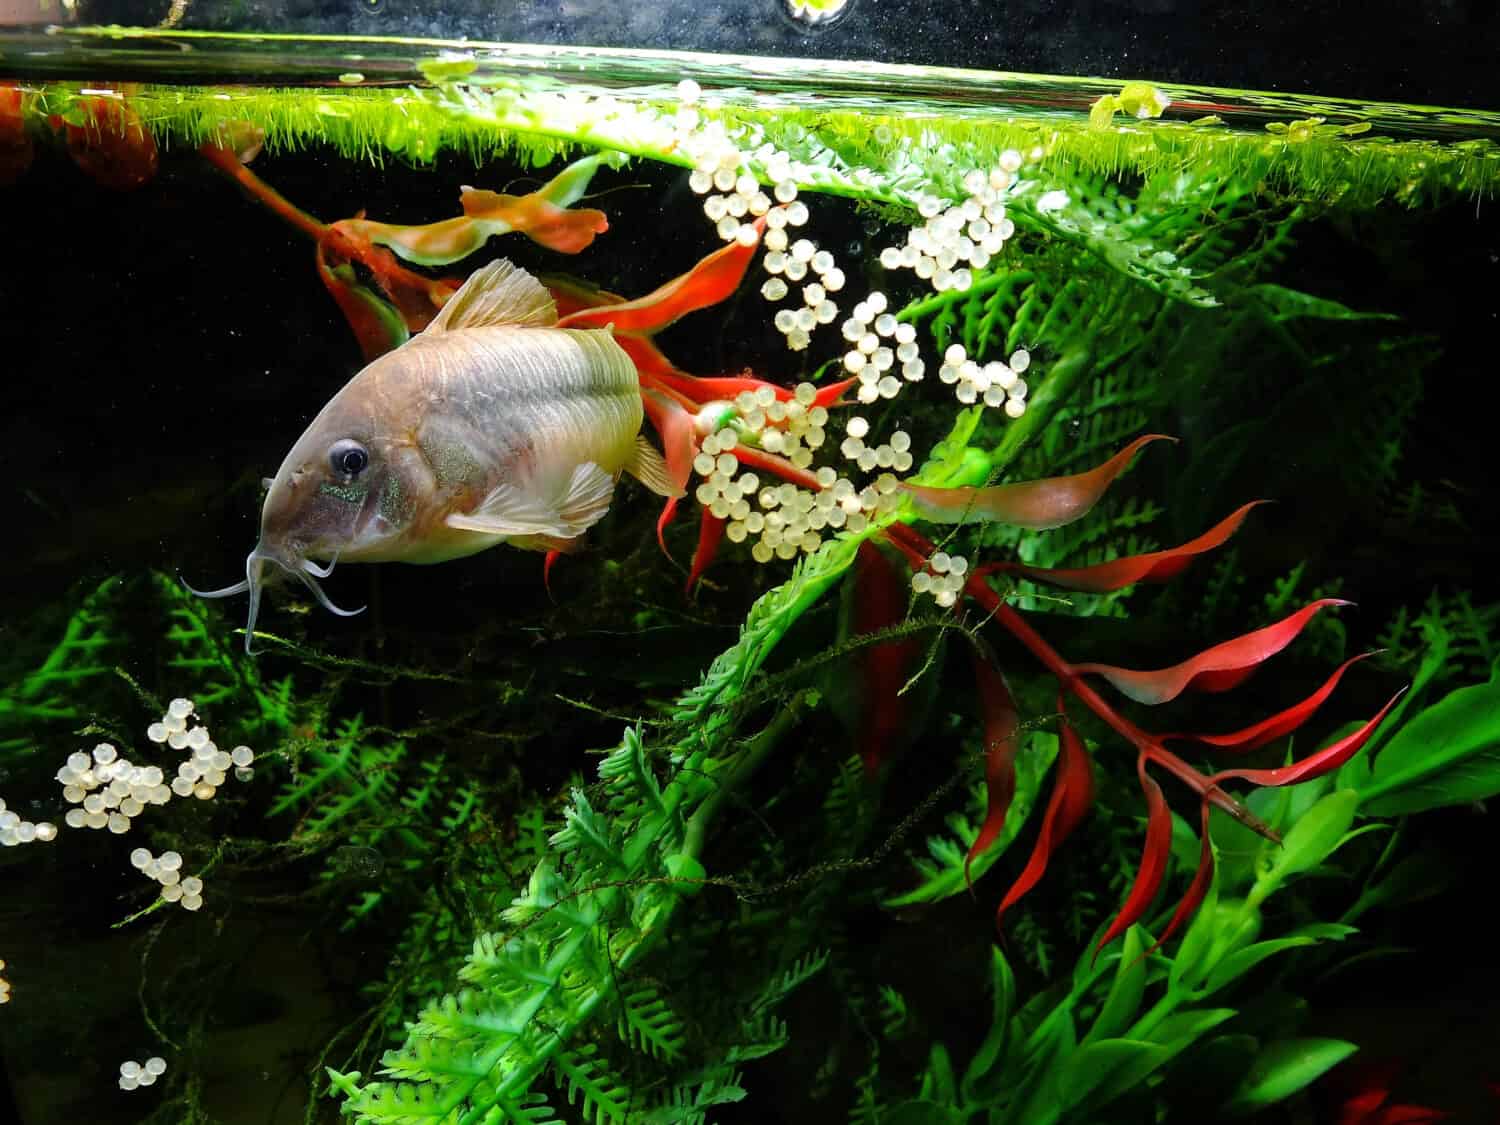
3 4 1500 1124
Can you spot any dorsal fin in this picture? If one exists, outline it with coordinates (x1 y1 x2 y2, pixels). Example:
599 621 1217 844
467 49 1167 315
424 259 557 334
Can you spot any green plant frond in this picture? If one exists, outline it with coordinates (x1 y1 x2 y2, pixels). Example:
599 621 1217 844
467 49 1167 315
0 575 122 751
443 786 482 834
617 987 688 1060
491 1093 566 1125
757 950 831 1013
597 726 669 820
553 1045 633 1125
340 1077 452 1124
549 790 628 873
879 986 911 1039
1379 589 1500 689
887 731 1060 906
640 1071 747 1124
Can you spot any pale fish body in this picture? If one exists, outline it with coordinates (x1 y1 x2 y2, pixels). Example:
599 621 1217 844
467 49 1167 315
191 259 677 649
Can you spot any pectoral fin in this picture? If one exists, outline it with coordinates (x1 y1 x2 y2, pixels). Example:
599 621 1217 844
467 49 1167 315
625 433 685 499
445 462 616 540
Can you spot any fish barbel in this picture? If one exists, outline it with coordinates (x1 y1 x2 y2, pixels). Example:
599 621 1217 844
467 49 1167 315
189 258 678 649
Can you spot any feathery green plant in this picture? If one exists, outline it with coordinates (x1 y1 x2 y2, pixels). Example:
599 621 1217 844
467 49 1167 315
329 534 872 1122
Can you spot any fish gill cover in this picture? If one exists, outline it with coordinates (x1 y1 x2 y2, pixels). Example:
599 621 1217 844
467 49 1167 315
1 33 1499 1125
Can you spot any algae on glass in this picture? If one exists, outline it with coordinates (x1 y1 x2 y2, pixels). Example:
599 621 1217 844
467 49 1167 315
2 34 1500 1125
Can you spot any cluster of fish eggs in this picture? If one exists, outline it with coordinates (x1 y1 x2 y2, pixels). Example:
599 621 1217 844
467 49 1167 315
0 958 10 1004
736 470 902 562
939 342 1031 416
691 393 903 562
130 847 206 912
839 415 915 474
760 243 844 352
840 292 925 404
912 551 971 608
877 155 1025 294
673 80 844 355
118 1056 167 1092
0 796 56 847
56 743 171 834
718 382 829 468
146 696 257 798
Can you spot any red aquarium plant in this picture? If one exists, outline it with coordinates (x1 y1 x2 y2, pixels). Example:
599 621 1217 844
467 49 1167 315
195 132 1396 954
0 83 33 186
198 143 855 578
879 437 1403 953
55 87 158 191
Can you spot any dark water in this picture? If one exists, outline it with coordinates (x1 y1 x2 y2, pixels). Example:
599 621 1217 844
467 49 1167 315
3 37 1500 1125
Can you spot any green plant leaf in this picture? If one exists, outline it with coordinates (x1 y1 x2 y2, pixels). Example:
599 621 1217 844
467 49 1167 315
1344 847 1459 924
918 1043 958 1106
1076 1009 1235 1112
1057 1039 1165 1111
1222 1037 1358 1115
1247 283 1399 323
1168 862 1221 994
1355 672 1500 815
1203 923 1357 994
1258 789 1359 893
1083 925 1148 1044
886 734 1059 906
960 948 1016 1103
996 1011 1075 1125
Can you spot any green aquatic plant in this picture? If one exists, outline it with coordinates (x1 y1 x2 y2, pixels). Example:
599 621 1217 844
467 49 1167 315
15 50 1500 214
852 789 1379 1123
329 537 868 1122
0 576 122 754
10 48 1500 1125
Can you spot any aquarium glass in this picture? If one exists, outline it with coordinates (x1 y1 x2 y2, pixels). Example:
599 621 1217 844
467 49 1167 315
2 2 1499 1123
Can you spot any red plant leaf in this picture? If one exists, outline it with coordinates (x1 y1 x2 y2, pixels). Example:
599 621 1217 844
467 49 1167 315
686 508 727 593
315 249 411 362
732 445 824 492
1211 687 1407 789
64 93 158 191
459 186 608 254
1145 743 1281 842
898 434 1174 530
1074 599 1351 705
1094 755 1174 960
996 502 1265 592
848 542 931 776
542 274 625 319
618 335 690 386
1151 801 1216 955
655 497 680 562
557 218 765 335
640 388 700 496
648 370 858 409
1 84 35 186
996 703 1093 926
542 549 563 601
201 139 326 240
964 653 1020 880
1165 652 1379 754
1373 1109 1452 1125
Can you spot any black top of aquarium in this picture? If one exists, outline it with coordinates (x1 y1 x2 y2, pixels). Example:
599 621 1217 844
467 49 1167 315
44 0 1500 109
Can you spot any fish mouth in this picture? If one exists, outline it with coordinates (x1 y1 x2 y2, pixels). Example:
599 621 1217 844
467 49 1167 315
182 545 364 653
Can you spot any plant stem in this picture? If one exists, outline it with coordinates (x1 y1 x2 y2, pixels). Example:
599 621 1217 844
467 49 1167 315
683 692 810 859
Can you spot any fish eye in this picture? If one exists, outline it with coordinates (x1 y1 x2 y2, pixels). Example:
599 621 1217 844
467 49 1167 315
329 439 369 478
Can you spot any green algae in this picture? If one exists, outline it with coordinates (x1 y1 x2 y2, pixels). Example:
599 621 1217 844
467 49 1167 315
10 33 1500 210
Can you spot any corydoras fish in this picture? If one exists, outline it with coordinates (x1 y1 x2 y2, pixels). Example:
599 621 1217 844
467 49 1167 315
190 258 679 649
